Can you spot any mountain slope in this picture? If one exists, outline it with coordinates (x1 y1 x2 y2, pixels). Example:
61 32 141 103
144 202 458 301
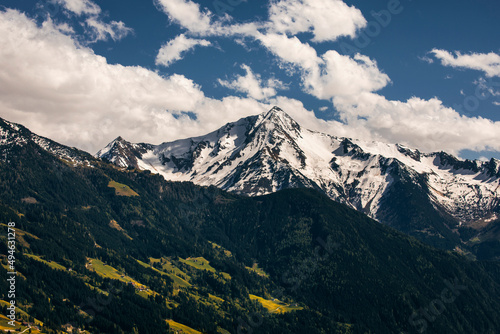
1 116 500 333
98 107 500 250
204 188 500 333
0 117 95 166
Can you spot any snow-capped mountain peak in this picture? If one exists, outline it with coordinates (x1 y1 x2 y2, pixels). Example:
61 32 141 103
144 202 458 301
96 136 152 168
251 106 302 137
97 107 500 246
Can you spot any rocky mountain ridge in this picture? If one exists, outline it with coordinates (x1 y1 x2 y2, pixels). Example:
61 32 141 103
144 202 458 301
97 107 500 248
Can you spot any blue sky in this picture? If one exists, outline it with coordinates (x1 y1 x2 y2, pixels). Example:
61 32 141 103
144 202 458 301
1 0 499 160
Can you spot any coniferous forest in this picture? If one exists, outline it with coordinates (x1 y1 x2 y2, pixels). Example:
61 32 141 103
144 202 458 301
0 123 499 333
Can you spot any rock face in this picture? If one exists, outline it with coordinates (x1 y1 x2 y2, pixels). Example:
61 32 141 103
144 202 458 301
97 107 500 248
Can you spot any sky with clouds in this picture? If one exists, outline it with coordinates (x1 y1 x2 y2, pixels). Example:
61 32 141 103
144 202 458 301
1 0 499 160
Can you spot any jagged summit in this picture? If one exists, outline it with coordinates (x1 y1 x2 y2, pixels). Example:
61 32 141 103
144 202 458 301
97 107 500 248
260 106 295 125
269 105 284 113
96 135 151 168
252 106 302 138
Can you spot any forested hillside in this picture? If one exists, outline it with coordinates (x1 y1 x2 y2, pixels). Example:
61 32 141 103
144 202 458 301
0 122 499 333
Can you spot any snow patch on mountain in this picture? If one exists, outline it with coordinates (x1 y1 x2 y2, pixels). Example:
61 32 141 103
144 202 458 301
97 107 500 225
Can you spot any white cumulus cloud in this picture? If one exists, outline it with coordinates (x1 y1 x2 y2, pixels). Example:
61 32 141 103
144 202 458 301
154 0 216 35
249 27 500 154
54 0 101 16
267 0 366 42
85 17 133 42
0 9 305 154
218 64 286 100
430 49 500 77
156 34 211 67
3 2 500 158
254 30 500 154
332 92 500 154
255 33 321 71
54 0 132 42
254 33 389 99
152 0 367 43
306 51 390 99
0 9 207 152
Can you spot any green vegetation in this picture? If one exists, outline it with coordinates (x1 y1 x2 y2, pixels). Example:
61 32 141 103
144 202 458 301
0 120 499 334
0 223 39 240
108 180 139 197
0 300 44 333
246 262 268 277
166 319 202 334
137 259 191 288
109 219 133 240
161 260 192 282
87 258 152 294
84 282 109 296
209 294 225 304
0 314 43 333
24 253 66 271
179 257 215 271
249 294 303 314
209 241 232 257
0 223 40 248
180 257 231 280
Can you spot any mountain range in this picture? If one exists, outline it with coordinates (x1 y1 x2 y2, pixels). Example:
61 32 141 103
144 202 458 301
97 107 500 253
1 114 500 333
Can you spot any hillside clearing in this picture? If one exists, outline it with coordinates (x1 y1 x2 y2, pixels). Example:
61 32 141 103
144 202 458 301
108 180 139 197
249 294 303 314
166 319 202 334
